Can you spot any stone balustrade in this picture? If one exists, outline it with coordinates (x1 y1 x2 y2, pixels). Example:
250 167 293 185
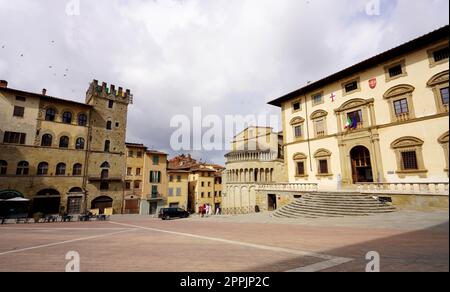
357 182 449 195
256 183 318 192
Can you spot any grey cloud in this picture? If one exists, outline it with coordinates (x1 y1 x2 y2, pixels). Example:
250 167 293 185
1 0 448 165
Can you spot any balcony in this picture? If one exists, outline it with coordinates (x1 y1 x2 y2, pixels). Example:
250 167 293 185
395 112 410 122
145 193 166 201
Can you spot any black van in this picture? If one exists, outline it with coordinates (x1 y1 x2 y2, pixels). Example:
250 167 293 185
158 208 189 220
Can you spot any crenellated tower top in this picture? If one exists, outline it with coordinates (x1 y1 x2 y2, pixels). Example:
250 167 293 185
85 79 133 105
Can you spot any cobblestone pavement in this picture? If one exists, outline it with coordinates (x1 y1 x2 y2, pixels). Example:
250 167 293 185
0 211 448 272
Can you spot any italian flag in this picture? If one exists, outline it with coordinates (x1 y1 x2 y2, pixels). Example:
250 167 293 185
345 117 352 129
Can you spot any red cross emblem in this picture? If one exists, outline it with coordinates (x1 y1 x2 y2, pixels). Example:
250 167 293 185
330 93 337 102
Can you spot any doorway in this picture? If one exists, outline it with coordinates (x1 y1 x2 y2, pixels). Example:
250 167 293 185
149 202 158 215
350 146 374 183
33 189 61 215
91 196 113 214
268 194 277 211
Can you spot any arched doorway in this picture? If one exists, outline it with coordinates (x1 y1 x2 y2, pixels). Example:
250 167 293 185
33 189 61 215
91 196 113 214
350 146 374 183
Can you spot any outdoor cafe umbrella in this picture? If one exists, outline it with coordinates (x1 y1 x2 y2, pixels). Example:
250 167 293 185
6 197 30 202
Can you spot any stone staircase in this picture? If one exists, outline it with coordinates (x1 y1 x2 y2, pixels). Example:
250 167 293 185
273 192 396 219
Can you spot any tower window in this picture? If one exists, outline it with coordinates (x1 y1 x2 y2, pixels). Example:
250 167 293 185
108 100 114 108
104 140 111 152
106 121 112 130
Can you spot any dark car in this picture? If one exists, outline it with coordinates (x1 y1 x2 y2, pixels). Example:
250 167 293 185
158 208 190 220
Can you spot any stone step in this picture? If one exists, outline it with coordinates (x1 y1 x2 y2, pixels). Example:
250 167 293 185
300 197 383 203
274 192 396 219
274 208 353 218
274 209 344 219
281 205 393 215
286 204 395 213
291 201 395 209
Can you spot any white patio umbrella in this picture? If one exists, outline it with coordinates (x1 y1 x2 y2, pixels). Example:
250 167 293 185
6 197 30 202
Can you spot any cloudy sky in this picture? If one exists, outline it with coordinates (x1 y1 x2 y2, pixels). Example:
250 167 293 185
0 0 449 164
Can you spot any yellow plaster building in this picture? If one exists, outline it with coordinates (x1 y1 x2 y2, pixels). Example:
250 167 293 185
167 169 190 210
141 150 168 215
267 26 449 209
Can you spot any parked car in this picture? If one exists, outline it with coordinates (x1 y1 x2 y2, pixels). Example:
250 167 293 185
159 208 189 220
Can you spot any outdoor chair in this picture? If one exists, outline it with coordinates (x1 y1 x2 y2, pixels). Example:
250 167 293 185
44 215 58 223
96 214 110 221
62 215 73 222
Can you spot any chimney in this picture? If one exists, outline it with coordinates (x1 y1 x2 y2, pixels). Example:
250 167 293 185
42 88 47 96
0 80 7 88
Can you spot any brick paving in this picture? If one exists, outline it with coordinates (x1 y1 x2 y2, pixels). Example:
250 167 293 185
0 211 448 272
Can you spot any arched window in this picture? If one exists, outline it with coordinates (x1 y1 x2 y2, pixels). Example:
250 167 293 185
78 114 87 126
391 137 427 177
106 121 112 130
59 136 69 148
45 108 56 121
41 134 53 147
427 70 449 114
104 140 110 152
62 111 72 124
0 160 7 175
16 161 29 175
37 162 49 176
56 163 66 175
73 163 82 176
75 138 85 150
100 161 110 168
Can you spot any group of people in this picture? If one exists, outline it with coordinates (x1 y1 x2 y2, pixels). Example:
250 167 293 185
199 203 221 217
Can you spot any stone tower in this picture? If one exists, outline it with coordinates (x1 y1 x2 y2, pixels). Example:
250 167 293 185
84 80 133 213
